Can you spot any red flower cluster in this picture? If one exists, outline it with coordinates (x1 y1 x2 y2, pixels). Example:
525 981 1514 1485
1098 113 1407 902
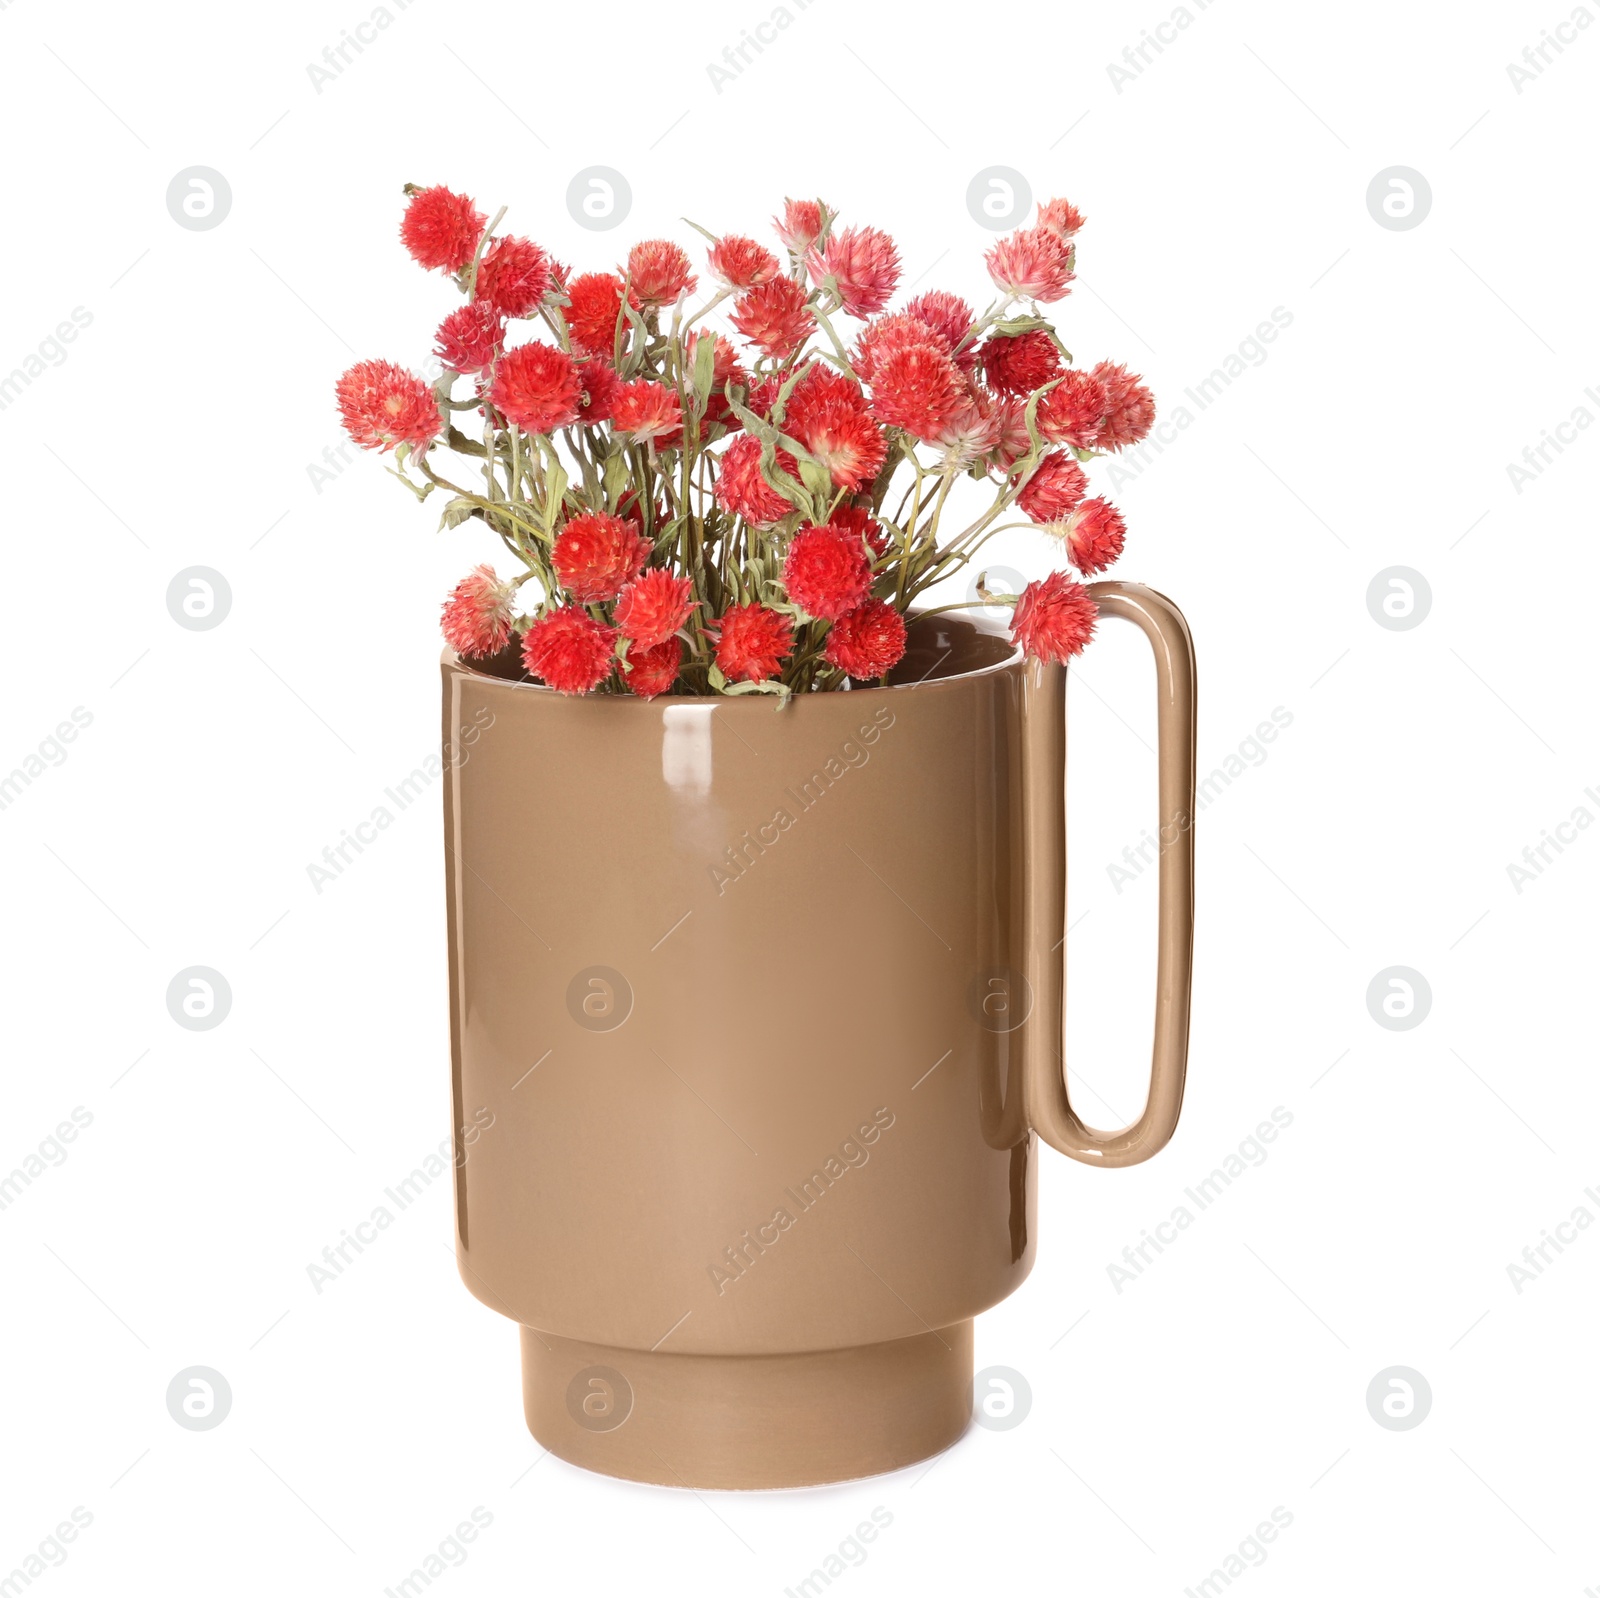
343 183 1159 696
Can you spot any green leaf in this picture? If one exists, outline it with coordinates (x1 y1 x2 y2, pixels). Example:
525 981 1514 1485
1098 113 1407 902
438 495 479 531
707 662 728 691
797 458 834 503
691 330 719 408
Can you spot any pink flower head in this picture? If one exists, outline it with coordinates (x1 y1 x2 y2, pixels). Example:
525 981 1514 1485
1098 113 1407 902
1036 198 1086 241
400 185 485 274
929 386 1002 465
784 367 886 490
441 565 517 658
1089 360 1156 451
774 198 832 254
625 240 697 306
902 291 978 371
990 395 1034 470
490 343 584 434
825 599 907 680
553 511 651 603
981 329 1062 398
707 234 781 290
565 272 630 357
1036 368 1109 449
434 302 504 374
611 380 684 445
1017 453 1089 523
1011 571 1097 663
986 227 1074 303
1062 498 1126 576
614 568 697 648
624 636 683 699
713 434 799 526
522 605 617 694
730 277 817 359
808 225 901 318
711 603 794 683
783 521 873 620
474 236 552 318
576 358 620 423
852 311 952 383
336 359 440 454
867 339 966 440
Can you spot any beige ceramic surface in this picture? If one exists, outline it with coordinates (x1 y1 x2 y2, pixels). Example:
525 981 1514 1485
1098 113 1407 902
441 582 1196 1488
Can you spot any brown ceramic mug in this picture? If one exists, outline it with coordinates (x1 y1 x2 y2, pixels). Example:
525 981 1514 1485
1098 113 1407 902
442 581 1196 1489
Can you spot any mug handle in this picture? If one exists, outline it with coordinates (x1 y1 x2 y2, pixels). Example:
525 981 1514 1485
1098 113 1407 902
1020 581 1197 1168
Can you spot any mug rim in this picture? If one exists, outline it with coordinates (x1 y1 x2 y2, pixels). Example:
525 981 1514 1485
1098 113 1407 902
441 608 1026 701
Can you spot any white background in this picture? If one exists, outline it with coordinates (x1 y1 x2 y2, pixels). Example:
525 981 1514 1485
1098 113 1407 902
2 0 1597 1592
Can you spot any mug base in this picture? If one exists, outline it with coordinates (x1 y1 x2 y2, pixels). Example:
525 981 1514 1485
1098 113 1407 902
520 1320 974 1490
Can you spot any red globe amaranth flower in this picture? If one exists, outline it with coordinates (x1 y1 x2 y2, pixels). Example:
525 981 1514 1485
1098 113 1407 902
400 185 485 274
441 565 517 658
474 236 551 318
852 311 951 382
624 637 682 699
614 568 697 648
868 339 966 439
1017 453 1090 522
553 511 650 602
1063 498 1126 576
784 368 887 490
1089 360 1156 451
576 358 620 423
707 234 781 290
1011 572 1097 663
986 227 1074 303
990 396 1033 470
730 277 817 359
711 603 794 683
547 258 571 293
982 329 1061 397
808 225 901 318
522 605 618 694
930 387 1002 464
1036 368 1109 449
336 359 440 454
565 272 629 356
626 240 697 306
783 522 873 619
831 502 889 560
611 380 684 445
826 599 907 680
1036 197 1086 241
434 302 504 374
714 434 799 526
902 292 977 370
490 343 584 434
774 197 830 254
